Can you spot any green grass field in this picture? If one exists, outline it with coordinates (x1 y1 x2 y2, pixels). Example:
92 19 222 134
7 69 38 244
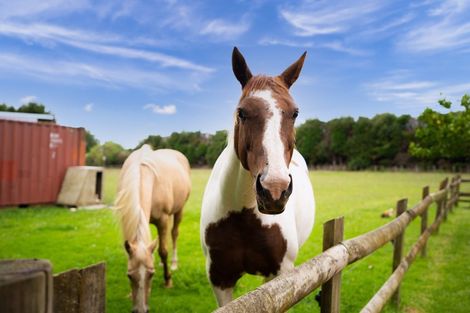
1 169 469 312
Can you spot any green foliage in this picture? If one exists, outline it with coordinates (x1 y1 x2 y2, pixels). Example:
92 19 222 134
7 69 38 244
410 94 470 163
85 130 99 153
136 135 167 150
0 102 50 114
206 130 228 166
294 114 414 170
166 131 209 166
135 131 228 167
0 103 16 112
86 141 129 166
17 102 49 114
295 119 326 164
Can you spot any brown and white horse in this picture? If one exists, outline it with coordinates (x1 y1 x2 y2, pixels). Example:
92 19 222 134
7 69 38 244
115 145 191 313
200 47 315 306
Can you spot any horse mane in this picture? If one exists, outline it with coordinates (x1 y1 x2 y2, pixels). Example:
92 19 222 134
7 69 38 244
241 75 290 99
114 145 156 243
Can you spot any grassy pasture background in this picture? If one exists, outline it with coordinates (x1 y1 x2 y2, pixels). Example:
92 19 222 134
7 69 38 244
1 169 469 312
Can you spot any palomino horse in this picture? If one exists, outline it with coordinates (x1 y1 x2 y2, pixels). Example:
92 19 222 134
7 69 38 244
115 145 191 313
200 47 315 307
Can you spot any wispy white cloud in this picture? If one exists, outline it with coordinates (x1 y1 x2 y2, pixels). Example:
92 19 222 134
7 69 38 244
0 53 207 92
144 104 177 115
84 103 93 112
0 22 214 72
258 37 313 48
20 95 37 104
258 37 369 56
279 0 386 36
364 71 470 108
0 0 90 20
200 19 250 38
398 0 470 53
321 41 371 56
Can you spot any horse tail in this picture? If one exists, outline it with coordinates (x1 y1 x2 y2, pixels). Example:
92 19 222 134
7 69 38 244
114 145 155 243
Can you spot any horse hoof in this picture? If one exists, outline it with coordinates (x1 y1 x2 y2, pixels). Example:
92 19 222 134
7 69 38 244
164 279 173 288
170 263 178 271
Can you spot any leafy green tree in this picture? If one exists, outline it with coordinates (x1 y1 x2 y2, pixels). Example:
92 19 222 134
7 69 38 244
206 130 228 166
347 117 374 170
0 102 50 114
85 130 99 153
295 119 326 166
323 117 354 165
136 135 167 150
0 103 16 112
166 131 209 166
17 102 49 114
410 94 470 163
86 141 129 166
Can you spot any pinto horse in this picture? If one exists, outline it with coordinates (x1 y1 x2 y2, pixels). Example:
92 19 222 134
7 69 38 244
200 47 315 306
115 145 191 313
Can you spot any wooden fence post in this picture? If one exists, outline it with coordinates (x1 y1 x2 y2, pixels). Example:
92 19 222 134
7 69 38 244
435 178 448 233
449 177 456 213
53 262 106 313
443 178 450 221
392 198 407 307
321 217 344 313
420 186 429 257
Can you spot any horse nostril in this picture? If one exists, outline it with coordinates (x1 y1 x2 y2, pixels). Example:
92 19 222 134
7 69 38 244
256 174 265 196
281 175 293 199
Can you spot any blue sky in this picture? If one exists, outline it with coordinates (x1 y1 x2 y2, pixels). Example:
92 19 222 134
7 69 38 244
1 0 470 148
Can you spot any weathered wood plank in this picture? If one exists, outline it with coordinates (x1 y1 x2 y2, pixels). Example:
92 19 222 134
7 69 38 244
321 217 344 313
79 263 106 313
392 199 407 306
420 186 429 257
0 259 53 313
53 262 106 313
435 178 448 233
360 206 445 313
53 269 81 313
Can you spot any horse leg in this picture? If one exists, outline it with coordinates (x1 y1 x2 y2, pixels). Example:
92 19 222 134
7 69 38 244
170 210 183 271
212 286 233 307
156 214 172 288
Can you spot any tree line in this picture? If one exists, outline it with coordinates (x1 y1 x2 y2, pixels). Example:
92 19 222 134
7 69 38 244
2 98 469 170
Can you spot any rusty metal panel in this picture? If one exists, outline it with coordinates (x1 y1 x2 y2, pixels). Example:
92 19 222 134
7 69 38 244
0 120 85 207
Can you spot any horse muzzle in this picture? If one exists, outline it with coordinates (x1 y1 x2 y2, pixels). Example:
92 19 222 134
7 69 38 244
256 174 293 215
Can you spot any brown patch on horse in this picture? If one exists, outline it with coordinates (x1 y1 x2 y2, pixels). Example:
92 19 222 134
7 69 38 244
205 208 287 289
234 75 298 173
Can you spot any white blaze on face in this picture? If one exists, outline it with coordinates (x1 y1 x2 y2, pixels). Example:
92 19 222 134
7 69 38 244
134 264 147 311
250 89 290 198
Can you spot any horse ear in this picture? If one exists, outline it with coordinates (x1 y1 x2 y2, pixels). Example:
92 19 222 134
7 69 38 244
232 47 253 88
124 240 133 256
279 51 307 89
147 239 158 253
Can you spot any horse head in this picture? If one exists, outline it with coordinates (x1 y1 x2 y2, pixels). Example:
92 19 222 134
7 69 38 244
232 47 306 215
124 239 157 313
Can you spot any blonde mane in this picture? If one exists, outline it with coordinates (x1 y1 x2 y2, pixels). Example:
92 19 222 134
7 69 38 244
114 145 157 244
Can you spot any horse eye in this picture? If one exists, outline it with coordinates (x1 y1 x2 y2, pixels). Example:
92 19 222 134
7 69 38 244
127 273 132 280
293 110 299 119
237 108 247 121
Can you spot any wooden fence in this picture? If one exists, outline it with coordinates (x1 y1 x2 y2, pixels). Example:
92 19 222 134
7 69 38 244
217 175 465 313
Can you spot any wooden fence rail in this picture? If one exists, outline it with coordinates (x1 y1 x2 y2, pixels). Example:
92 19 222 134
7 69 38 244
216 175 463 313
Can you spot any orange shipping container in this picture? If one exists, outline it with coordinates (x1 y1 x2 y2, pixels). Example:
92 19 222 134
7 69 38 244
0 120 86 207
